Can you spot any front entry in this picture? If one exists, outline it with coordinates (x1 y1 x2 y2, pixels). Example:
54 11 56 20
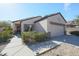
16 24 21 34
14 21 21 34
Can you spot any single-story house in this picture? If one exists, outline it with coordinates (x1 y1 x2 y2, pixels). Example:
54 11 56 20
11 12 67 37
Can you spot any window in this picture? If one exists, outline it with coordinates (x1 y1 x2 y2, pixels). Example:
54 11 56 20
24 24 32 31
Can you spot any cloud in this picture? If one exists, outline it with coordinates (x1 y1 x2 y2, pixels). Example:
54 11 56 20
64 3 71 12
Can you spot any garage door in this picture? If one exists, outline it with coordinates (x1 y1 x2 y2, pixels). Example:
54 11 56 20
48 23 65 37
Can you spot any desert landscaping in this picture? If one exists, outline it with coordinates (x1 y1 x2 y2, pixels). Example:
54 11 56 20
40 43 79 56
40 27 79 56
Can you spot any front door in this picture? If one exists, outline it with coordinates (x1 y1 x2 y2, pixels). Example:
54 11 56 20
16 24 21 34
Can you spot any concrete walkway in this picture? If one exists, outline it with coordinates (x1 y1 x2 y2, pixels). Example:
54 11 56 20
1 36 35 56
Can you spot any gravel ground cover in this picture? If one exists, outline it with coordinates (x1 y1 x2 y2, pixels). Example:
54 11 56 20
40 43 79 56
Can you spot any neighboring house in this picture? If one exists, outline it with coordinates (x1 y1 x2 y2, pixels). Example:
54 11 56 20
11 12 67 37
66 21 78 27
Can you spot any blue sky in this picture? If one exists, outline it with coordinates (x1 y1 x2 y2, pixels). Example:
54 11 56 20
0 3 79 21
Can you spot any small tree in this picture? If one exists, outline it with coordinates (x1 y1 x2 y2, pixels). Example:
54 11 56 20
0 21 10 27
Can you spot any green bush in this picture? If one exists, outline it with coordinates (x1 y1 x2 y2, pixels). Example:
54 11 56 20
22 32 31 43
0 31 8 42
32 32 47 42
70 31 79 36
21 31 47 44
0 27 13 43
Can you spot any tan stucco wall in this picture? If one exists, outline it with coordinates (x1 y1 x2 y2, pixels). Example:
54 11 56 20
21 17 42 32
33 19 48 32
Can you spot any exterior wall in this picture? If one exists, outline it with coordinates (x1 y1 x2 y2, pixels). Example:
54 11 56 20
48 14 66 24
21 17 42 32
47 14 65 37
33 20 48 32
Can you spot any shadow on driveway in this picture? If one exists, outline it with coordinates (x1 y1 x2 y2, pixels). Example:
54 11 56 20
0 42 9 53
52 35 79 46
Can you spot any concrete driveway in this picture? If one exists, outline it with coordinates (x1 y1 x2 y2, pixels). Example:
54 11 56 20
52 35 79 47
1 36 35 56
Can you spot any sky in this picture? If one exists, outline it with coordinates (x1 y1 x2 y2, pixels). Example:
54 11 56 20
0 3 79 21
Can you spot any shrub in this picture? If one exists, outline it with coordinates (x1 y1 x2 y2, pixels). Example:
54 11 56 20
22 32 31 43
32 32 47 42
0 31 8 42
0 21 10 27
0 27 13 43
21 31 48 44
70 31 79 36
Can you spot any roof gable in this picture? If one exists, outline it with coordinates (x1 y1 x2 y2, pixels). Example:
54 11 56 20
34 12 67 23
